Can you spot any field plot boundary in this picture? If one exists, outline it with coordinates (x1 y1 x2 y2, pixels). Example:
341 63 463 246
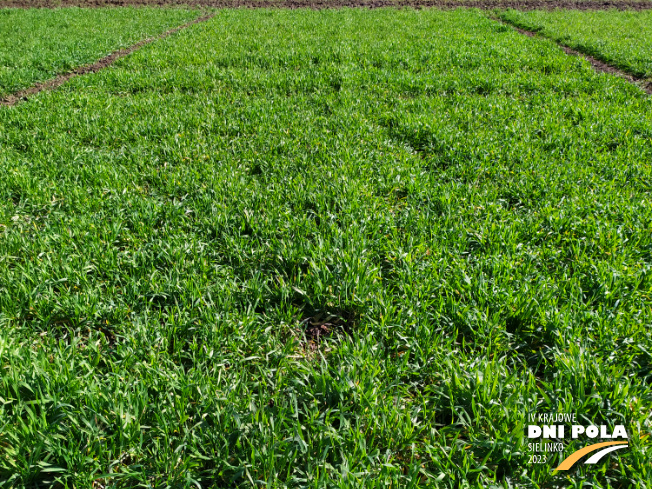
496 16 652 94
2 0 652 10
0 12 214 107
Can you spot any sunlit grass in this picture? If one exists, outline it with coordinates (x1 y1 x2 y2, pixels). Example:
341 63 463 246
1 8 651 487
499 9 652 80
0 6 199 97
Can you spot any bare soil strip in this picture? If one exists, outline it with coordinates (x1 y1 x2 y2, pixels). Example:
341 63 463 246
2 0 651 9
0 12 214 107
498 18 652 94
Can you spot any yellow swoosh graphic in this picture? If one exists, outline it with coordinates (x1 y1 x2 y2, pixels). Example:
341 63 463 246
585 444 629 464
555 441 628 471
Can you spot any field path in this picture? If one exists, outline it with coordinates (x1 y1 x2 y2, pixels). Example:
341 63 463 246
0 12 215 106
496 16 652 94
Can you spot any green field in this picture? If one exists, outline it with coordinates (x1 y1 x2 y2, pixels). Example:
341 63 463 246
0 7 198 97
1 7 652 488
499 9 652 80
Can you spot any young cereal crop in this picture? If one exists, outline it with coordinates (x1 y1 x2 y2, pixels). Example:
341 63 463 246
0 7 199 97
498 9 652 80
0 7 651 488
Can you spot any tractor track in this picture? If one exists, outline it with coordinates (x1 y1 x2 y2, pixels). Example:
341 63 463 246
496 17 652 95
0 12 214 106
1 5 650 107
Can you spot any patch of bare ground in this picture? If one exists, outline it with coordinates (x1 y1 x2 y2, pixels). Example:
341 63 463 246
1 0 651 9
499 19 652 95
302 310 355 345
0 13 214 107
284 309 357 359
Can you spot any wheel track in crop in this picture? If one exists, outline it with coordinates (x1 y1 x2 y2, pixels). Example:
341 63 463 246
495 16 652 95
2 7 649 107
0 12 215 107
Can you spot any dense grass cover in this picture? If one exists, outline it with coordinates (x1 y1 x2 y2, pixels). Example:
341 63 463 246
0 7 198 97
1 8 652 487
499 9 652 80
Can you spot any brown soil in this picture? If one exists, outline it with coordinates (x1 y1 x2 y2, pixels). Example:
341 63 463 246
561 47 652 94
301 310 355 349
501 21 652 94
1 0 651 9
0 12 214 106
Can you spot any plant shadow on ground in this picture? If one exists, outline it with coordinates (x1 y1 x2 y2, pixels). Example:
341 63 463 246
505 315 555 378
